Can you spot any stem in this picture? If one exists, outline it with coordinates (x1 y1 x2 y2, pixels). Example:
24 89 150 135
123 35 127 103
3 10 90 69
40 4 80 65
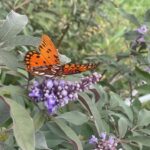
130 125 138 132
56 23 70 49
109 116 119 136
14 0 31 10
129 81 133 102
120 139 139 147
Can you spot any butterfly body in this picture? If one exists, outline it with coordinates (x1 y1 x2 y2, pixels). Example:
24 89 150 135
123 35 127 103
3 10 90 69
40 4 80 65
25 34 99 77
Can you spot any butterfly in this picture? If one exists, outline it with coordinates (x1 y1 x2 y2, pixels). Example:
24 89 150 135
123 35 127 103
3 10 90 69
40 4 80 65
25 34 99 77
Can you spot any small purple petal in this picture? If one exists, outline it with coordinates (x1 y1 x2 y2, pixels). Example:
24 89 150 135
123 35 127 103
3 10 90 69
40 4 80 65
46 80 53 89
61 90 68 96
58 86 62 91
89 135 98 144
108 136 115 145
137 25 148 34
100 132 107 140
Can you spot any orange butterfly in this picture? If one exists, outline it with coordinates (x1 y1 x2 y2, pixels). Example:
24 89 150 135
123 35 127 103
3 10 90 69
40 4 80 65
25 34 99 77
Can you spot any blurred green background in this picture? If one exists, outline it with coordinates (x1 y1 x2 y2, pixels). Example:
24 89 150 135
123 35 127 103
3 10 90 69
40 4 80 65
0 1 150 150
0 0 149 60
1 0 150 100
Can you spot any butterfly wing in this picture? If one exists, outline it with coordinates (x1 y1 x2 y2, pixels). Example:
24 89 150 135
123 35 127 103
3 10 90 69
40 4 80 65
25 50 50 72
25 34 98 77
39 34 60 65
62 63 99 75
31 63 99 76
25 34 60 75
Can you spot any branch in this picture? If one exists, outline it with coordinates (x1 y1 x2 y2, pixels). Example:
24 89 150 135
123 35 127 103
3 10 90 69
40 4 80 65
14 0 31 10
56 23 70 49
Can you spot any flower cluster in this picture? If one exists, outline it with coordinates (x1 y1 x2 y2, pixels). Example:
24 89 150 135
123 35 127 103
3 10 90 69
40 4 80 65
136 25 148 35
131 25 148 51
136 25 148 42
29 72 102 114
89 133 119 150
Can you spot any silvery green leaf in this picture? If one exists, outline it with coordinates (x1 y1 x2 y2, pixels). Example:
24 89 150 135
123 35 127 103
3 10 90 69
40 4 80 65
0 51 20 70
0 10 28 42
59 53 71 64
3 97 35 150
1 35 40 48
35 132 49 149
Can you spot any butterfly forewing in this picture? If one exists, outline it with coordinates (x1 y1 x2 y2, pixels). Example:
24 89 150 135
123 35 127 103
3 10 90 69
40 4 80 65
62 63 99 75
39 35 60 65
25 34 60 75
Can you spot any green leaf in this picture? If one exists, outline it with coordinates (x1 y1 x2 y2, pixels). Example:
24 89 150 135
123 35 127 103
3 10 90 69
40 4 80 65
1 35 40 48
119 9 140 26
135 66 150 83
144 9 150 23
59 53 71 64
128 136 150 147
57 111 89 125
0 51 21 70
46 122 68 140
148 49 150 64
110 92 133 122
0 85 24 105
0 97 10 125
138 129 150 135
124 31 139 41
137 84 150 95
46 139 64 148
3 97 35 150
44 122 66 148
121 143 133 150
118 117 128 138
137 109 150 126
35 131 49 149
79 93 105 133
54 118 83 150
0 10 28 42
33 111 45 132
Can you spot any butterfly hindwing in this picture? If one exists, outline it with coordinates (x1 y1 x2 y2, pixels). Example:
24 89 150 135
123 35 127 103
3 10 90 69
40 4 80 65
25 50 49 72
62 63 99 75
31 63 99 76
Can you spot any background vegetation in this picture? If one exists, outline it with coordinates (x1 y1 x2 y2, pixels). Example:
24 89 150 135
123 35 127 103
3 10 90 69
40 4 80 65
0 0 150 150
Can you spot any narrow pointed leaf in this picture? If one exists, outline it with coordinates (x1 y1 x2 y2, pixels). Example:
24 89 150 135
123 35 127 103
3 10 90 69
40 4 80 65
3 97 35 150
79 93 105 133
118 117 128 138
35 132 49 149
57 111 89 125
137 109 150 127
54 118 83 150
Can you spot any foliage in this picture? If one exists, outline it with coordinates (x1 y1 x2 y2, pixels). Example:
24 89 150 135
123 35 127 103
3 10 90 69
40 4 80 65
0 0 150 150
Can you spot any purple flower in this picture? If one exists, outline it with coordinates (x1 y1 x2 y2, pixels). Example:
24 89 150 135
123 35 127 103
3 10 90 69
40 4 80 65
28 81 43 101
44 93 58 113
137 36 145 42
89 133 119 150
137 25 148 34
100 132 106 140
28 72 102 114
89 135 98 144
